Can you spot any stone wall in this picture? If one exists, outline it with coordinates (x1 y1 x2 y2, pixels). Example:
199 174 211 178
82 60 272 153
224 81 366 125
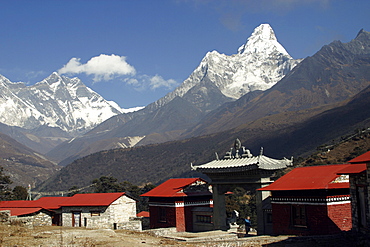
9 216 33 227
62 206 110 228
0 210 10 223
29 211 52 226
350 172 369 233
107 195 137 223
117 217 142 231
0 210 52 227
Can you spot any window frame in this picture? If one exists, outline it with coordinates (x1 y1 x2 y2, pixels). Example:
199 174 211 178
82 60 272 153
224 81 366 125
195 215 212 224
90 211 101 217
158 207 167 223
291 204 307 228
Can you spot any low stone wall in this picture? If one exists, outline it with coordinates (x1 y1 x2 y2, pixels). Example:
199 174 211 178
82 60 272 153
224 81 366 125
0 210 10 223
9 216 33 227
146 227 177 236
117 218 142 231
85 215 110 229
0 210 52 227
140 217 150 230
30 212 52 226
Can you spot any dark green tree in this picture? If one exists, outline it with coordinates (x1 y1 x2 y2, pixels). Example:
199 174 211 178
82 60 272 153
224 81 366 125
12 186 28 200
137 183 156 212
225 186 257 227
92 176 122 193
0 167 12 201
67 186 80 196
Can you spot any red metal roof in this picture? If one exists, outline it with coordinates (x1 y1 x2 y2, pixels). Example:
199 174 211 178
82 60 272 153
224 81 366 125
0 193 129 215
0 200 38 208
349 151 370 163
337 163 367 174
59 192 127 206
137 211 149 217
34 196 71 209
0 207 43 216
0 197 71 210
259 164 353 191
141 178 209 197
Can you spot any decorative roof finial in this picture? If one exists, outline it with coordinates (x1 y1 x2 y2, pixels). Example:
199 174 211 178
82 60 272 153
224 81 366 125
260 147 264 156
234 138 241 150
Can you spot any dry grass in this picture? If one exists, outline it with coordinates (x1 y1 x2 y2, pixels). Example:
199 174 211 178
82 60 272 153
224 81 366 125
0 224 193 247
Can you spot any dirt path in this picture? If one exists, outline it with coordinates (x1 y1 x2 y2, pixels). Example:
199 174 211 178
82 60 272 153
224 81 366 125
0 225 357 247
0 225 192 246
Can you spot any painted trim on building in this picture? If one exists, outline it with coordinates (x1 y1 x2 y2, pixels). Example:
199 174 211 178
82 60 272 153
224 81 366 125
149 200 213 208
271 196 350 206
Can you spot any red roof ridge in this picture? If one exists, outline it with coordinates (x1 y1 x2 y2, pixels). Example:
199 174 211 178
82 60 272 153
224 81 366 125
0 192 129 210
259 164 354 191
141 178 209 197
349 151 370 163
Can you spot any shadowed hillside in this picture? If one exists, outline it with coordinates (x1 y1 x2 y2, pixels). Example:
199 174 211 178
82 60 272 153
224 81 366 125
37 84 370 192
0 132 59 187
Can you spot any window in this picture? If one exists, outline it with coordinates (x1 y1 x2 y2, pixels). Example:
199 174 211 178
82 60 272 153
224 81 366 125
266 212 273 224
90 211 100 217
159 207 167 223
196 215 212 223
291 205 307 227
72 211 82 227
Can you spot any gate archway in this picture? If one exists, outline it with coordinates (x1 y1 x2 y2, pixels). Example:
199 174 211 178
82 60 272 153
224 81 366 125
192 139 293 234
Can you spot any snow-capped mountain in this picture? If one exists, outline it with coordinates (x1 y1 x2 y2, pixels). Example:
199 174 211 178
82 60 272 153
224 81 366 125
150 24 302 110
0 72 128 134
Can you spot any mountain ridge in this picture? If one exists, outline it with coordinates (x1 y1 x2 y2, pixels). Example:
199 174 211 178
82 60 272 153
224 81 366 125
46 23 302 164
147 24 301 111
0 72 131 134
182 29 370 137
36 83 370 191
0 131 59 188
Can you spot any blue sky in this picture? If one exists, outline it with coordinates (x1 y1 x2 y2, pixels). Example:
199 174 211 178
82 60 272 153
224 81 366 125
0 0 369 109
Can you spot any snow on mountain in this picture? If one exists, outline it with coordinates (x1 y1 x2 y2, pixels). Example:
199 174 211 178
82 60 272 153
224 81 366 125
151 24 302 109
0 72 131 134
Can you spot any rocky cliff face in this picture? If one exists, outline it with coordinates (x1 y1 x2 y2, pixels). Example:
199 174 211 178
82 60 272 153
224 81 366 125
183 29 370 137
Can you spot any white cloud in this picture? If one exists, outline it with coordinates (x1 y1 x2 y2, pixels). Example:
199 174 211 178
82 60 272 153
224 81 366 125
58 54 136 82
124 78 139 86
123 74 178 91
58 54 178 91
149 75 178 90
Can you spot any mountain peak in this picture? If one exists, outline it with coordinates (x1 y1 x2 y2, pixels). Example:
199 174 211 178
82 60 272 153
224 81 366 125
150 23 300 109
238 23 289 56
355 28 370 41
249 23 276 41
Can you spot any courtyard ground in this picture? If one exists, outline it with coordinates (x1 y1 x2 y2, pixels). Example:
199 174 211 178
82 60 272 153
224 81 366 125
0 224 361 247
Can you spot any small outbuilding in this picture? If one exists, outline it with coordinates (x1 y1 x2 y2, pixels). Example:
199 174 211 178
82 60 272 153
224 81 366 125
259 164 362 236
141 178 213 232
0 192 139 230
59 192 137 229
